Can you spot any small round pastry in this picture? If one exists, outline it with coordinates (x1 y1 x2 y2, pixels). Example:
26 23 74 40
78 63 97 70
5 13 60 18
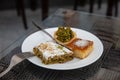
54 27 77 45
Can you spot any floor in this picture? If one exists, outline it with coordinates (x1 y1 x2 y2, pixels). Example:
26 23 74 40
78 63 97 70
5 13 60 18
0 3 120 54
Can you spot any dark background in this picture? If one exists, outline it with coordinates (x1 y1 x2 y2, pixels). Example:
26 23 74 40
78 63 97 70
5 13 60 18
0 0 75 10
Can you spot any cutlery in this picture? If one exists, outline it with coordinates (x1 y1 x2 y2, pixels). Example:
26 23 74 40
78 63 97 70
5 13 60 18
0 52 34 78
32 21 72 50
32 21 56 42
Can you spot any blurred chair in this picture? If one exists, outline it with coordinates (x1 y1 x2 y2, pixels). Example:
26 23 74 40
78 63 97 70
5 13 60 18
106 0 119 17
97 0 102 9
15 0 27 29
29 0 37 11
73 0 119 17
73 0 96 13
15 0 49 29
41 0 49 20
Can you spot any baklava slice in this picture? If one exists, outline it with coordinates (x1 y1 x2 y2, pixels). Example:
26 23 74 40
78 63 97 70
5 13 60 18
33 42 73 64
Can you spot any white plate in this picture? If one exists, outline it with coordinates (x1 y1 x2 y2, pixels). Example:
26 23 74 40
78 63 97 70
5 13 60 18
21 27 103 70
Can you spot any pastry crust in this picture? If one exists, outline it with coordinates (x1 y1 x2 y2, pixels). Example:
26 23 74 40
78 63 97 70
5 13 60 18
33 42 73 64
54 31 77 45
66 38 94 59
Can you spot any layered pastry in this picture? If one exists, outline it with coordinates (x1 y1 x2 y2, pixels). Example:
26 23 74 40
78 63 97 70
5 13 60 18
33 41 73 64
54 27 76 45
66 38 94 59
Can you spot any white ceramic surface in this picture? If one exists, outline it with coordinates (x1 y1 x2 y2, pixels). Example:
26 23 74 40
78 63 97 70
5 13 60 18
22 27 103 70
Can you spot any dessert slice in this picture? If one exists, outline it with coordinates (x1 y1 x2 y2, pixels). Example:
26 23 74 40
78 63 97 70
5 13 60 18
66 38 94 59
33 41 73 64
54 27 76 45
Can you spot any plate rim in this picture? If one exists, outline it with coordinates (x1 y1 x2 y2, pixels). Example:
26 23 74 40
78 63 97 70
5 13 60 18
21 27 104 70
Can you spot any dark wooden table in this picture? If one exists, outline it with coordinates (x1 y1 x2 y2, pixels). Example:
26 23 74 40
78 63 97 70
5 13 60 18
0 8 120 80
